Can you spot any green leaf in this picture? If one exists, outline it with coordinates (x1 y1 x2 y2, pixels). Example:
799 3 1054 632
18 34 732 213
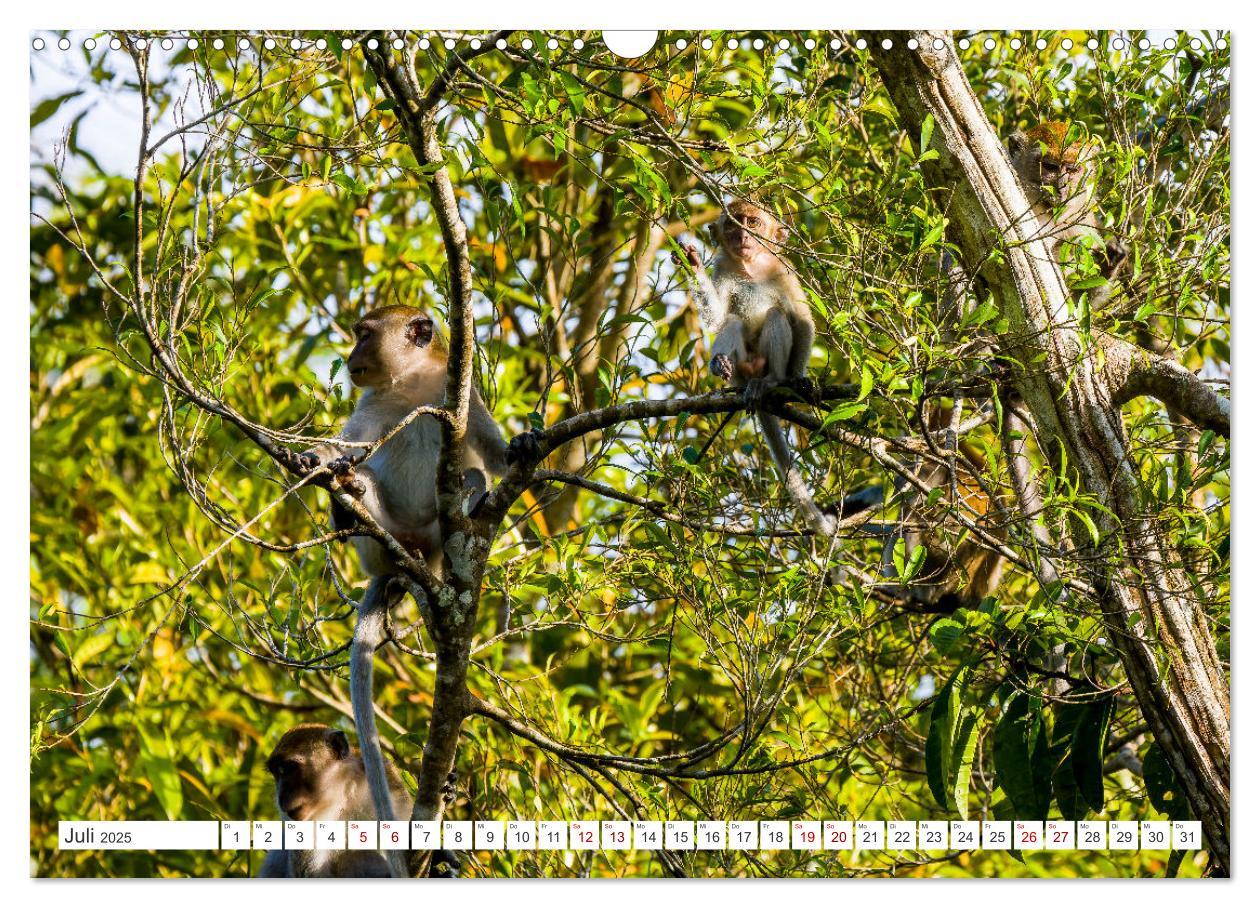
857 366 875 402
925 665 973 812
929 617 964 654
917 222 944 251
1071 695 1114 812
72 631 115 667
31 91 82 128
919 114 935 157
950 709 981 820
819 400 867 430
994 692 1052 821
903 543 927 584
925 675 961 811
556 71 587 117
1050 702 1088 820
137 730 184 821
1143 743 1188 818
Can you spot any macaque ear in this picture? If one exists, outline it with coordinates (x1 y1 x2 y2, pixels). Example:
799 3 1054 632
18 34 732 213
707 220 722 245
405 316 435 347
327 729 350 759
776 223 789 243
1007 132 1025 156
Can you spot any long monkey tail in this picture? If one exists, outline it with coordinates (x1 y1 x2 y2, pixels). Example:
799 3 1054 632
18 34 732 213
350 576 408 879
756 410 838 542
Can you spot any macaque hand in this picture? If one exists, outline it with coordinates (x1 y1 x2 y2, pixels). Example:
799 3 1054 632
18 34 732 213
672 243 703 271
430 850 461 879
291 449 322 475
506 429 544 467
710 353 735 383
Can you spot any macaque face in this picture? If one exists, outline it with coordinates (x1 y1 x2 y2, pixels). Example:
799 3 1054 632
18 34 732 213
1029 147 1085 199
1009 129 1095 203
718 204 785 263
268 752 320 819
346 306 437 389
266 725 349 820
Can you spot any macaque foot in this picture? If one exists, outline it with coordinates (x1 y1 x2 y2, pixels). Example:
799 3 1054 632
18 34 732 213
743 377 774 409
329 456 366 498
506 429 544 467
710 353 735 383
429 849 461 878
785 375 817 401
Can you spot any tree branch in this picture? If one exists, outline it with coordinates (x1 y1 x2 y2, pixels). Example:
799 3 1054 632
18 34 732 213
1114 348 1231 438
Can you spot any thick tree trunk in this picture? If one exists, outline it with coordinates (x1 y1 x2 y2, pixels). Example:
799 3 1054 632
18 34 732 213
866 30 1230 873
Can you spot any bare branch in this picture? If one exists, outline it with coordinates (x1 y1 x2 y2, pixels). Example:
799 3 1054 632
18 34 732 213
1114 347 1231 438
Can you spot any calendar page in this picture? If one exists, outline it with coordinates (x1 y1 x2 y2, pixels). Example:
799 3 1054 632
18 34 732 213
28 22 1231 882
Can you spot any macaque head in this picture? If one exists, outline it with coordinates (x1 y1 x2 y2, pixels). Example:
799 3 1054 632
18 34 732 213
266 724 351 820
1008 122 1097 202
712 200 788 265
346 304 447 390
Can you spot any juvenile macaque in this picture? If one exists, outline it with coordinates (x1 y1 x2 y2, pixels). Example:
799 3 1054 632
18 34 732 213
296 305 516 875
258 724 411 878
679 200 835 538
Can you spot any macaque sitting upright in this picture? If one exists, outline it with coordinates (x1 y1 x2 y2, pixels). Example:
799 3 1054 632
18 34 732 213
677 199 835 539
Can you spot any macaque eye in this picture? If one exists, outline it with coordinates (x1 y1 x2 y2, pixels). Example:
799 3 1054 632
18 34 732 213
406 318 434 347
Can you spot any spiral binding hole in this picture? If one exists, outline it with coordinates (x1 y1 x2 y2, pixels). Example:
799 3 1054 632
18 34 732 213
28 31 1231 60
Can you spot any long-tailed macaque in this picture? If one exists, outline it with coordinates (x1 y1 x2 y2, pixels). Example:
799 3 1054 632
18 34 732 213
871 124 1100 610
1008 121 1101 252
300 304 511 577
679 199 835 539
1012 121 1138 319
879 405 1006 612
297 305 512 877
258 724 411 878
